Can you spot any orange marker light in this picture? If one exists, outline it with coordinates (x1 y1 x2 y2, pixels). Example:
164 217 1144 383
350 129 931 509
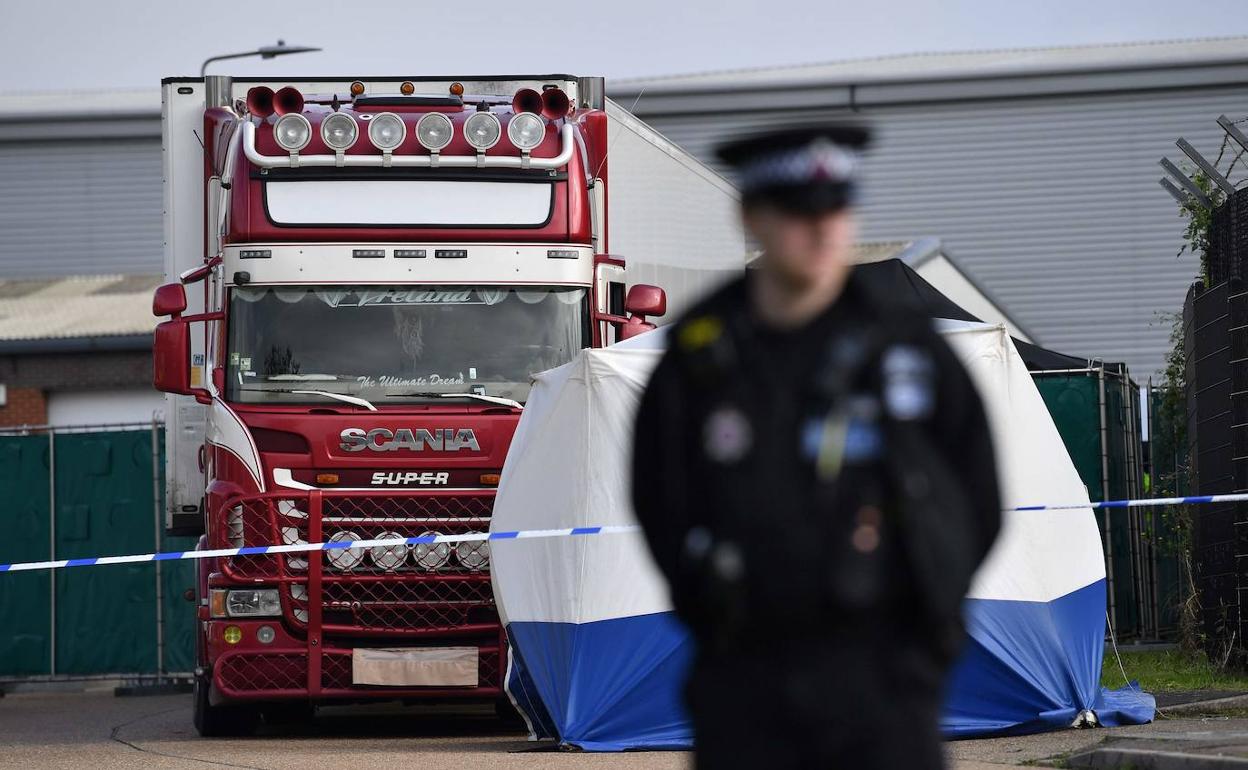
316 473 339 485
449 82 465 96
209 589 228 618
400 81 415 95
480 473 501 487
350 81 366 96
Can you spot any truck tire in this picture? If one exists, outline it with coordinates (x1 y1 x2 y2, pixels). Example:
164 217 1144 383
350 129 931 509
192 675 259 737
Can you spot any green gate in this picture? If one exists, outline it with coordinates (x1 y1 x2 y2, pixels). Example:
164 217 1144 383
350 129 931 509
0 424 197 679
1031 367 1181 641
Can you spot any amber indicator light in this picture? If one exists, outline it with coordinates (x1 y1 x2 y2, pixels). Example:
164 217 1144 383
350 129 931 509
449 82 465 96
400 81 415 95
480 473 501 487
350 81 366 96
209 589 227 618
316 473 340 484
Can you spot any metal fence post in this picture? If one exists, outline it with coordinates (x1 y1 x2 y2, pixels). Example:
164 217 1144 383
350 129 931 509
47 429 56 677
151 417 165 677
1098 367 1117 635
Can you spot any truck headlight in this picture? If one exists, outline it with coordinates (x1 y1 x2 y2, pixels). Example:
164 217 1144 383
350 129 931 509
463 112 501 151
274 114 312 152
321 112 359 151
211 588 281 618
326 530 366 571
416 113 454 151
507 113 545 151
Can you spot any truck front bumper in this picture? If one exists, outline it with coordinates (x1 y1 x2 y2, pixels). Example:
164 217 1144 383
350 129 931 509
207 619 504 701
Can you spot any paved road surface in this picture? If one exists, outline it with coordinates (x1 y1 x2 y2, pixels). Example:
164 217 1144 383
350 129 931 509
1 689 684 770
4 687 1230 769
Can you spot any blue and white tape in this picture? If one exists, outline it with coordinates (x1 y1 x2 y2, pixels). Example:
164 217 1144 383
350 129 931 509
1015 492 1248 512
0 492 1242 574
0 526 640 574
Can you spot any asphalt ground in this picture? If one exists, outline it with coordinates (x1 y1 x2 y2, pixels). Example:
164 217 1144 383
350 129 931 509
0 689 686 770
6 688 1248 769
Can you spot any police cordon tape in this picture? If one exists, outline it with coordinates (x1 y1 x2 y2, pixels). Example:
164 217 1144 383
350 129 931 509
2 491 1247 574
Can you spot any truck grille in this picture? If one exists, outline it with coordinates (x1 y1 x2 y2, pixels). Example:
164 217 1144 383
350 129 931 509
216 492 499 636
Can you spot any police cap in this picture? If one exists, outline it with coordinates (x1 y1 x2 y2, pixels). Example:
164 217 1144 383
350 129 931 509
715 123 871 215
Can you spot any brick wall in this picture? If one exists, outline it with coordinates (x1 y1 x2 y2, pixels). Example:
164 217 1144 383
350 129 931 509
0 348 152 429
0 386 47 428
0 350 151 391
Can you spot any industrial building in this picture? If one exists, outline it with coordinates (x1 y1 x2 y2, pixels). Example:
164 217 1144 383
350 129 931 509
0 38 1243 426
615 37 1248 378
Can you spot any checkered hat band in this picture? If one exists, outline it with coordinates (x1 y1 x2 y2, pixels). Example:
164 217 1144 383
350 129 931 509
737 141 859 190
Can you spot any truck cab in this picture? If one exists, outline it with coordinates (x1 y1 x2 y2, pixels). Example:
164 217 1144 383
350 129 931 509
154 74 741 734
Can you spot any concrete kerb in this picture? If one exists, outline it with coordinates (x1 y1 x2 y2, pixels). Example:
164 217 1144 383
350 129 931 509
1163 694 1248 716
1067 746 1248 769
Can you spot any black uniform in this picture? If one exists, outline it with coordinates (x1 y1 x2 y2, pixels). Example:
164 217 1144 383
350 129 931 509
631 269 1001 768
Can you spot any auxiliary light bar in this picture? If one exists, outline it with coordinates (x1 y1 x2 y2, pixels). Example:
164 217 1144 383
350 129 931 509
243 121 575 170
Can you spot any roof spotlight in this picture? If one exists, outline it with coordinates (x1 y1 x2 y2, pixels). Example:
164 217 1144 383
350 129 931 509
273 113 312 152
416 112 454 151
508 113 546 152
321 112 358 151
464 111 502 151
368 112 406 152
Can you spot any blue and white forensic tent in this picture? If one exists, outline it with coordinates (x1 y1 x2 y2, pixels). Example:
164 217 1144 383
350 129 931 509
490 318 1155 751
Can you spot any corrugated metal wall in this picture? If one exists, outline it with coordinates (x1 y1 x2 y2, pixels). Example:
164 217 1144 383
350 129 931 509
0 78 1240 377
0 138 162 278
634 84 1248 378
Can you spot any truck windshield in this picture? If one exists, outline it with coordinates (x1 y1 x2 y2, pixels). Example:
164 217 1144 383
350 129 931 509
225 285 589 405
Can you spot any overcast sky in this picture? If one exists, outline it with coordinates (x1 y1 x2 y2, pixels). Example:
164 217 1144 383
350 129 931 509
2 0 1247 94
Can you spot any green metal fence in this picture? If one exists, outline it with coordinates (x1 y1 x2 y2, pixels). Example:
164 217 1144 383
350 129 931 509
1031 367 1187 641
0 422 196 680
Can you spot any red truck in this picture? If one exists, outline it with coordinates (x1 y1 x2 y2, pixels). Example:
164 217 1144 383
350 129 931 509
153 74 742 735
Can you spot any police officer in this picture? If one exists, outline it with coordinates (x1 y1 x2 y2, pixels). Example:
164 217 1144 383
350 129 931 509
630 125 1001 769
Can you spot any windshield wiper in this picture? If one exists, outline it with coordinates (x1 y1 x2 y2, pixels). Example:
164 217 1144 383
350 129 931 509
390 392 523 410
240 387 378 411
291 390 378 411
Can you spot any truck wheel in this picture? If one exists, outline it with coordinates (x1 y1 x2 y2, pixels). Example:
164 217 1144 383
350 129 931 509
192 675 259 737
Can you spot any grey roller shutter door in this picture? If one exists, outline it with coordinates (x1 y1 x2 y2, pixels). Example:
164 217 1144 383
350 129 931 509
0 138 162 278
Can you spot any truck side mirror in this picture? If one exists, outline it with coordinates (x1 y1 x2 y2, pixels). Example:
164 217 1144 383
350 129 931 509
617 284 667 341
153 283 188 317
625 284 666 318
153 319 205 399
619 316 656 341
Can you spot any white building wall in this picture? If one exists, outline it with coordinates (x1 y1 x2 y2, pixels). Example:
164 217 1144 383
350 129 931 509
47 388 164 428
